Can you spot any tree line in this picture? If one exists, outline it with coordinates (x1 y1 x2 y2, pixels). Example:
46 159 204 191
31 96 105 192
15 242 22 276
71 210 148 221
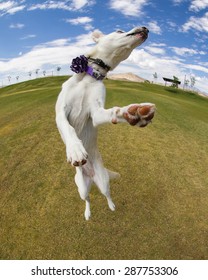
3 66 62 86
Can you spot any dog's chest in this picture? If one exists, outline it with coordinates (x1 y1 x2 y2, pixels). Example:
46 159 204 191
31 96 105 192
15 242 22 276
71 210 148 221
67 88 91 133
63 76 105 138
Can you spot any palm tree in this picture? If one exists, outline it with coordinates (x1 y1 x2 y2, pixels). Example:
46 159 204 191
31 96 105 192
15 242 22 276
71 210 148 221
57 66 61 75
172 76 180 88
190 76 196 88
184 79 189 88
153 72 158 83
35 69 40 78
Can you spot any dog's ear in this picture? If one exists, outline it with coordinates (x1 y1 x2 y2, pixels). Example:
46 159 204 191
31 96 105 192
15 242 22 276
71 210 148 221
92 30 104 43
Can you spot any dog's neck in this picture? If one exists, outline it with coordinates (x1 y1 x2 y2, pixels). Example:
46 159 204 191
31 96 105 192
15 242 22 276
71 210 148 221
86 56 110 80
88 57 111 71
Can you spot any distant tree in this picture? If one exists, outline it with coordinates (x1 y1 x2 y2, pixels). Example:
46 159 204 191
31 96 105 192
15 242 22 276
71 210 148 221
153 72 158 83
172 76 179 88
43 70 46 77
28 71 32 79
57 66 61 75
190 76 196 88
184 79 189 88
35 69 40 78
16 76 19 83
8 76 11 84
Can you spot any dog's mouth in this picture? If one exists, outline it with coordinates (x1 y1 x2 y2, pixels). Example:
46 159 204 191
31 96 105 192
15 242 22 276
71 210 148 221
127 28 149 41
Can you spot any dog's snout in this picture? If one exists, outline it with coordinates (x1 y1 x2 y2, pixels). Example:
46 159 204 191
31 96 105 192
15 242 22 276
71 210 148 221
142 27 149 33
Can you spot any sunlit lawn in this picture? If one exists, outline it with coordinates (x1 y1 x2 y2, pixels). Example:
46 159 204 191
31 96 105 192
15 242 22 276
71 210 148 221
0 77 208 259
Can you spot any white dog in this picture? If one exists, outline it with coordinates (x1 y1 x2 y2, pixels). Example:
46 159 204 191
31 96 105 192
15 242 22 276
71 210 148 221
55 26 155 220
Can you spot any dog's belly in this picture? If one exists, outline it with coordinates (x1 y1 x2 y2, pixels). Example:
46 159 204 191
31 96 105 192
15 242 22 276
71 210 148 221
78 119 98 153
68 109 98 157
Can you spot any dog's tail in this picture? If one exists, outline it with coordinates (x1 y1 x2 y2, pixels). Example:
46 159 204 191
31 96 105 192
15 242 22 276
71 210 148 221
106 169 120 180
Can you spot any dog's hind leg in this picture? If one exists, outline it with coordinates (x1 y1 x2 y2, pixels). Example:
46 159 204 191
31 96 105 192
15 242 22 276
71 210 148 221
92 163 115 212
75 167 92 220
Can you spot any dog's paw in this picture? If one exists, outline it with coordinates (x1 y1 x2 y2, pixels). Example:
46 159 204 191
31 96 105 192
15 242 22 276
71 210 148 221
108 201 116 211
66 142 88 167
85 208 91 220
107 198 116 211
123 103 155 127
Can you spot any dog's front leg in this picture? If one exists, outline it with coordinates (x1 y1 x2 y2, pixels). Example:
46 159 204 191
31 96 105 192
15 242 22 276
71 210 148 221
56 110 88 166
120 103 156 127
92 103 155 127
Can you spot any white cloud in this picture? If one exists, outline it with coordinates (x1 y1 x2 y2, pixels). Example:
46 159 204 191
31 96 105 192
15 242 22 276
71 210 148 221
36 38 71 48
28 0 95 12
199 61 208 67
66 16 93 25
9 23 24 29
147 21 162 35
144 46 165 55
109 0 148 16
118 48 208 93
166 20 177 32
28 1 71 11
171 47 206 56
0 1 15 11
0 31 208 94
66 16 94 30
127 49 182 71
182 12 208 32
0 1 25 15
7 4 25 14
150 43 166 47
189 0 208 12
73 33 95 46
0 33 93 74
186 64 208 74
194 76 208 94
71 0 95 10
172 0 184 4
20 34 36 40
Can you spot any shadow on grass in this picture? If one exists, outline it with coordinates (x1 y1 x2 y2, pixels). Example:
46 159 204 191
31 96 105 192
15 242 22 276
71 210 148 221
164 86 180 94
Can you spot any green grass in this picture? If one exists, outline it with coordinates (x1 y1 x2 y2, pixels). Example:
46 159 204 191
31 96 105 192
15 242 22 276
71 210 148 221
0 76 208 260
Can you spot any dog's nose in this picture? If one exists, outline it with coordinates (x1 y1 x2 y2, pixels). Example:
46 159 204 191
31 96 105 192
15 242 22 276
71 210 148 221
142 27 149 33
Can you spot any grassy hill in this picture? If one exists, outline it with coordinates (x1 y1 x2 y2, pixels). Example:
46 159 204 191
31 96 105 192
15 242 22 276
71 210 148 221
0 76 208 260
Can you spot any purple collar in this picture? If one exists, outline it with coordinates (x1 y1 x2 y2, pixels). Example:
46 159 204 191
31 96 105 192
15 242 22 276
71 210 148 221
86 66 106 80
70 55 110 81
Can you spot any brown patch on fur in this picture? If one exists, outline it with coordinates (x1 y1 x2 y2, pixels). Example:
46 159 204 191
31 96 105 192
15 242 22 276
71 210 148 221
73 159 87 166
139 122 148 128
144 111 155 121
81 159 87 165
112 118 118 124
138 106 151 116
128 105 139 116
123 112 139 126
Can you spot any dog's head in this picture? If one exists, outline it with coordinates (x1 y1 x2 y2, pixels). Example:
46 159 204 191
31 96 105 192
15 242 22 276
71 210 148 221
87 27 149 70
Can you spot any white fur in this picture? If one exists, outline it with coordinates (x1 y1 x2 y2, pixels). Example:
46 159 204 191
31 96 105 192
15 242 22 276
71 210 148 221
55 27 155 220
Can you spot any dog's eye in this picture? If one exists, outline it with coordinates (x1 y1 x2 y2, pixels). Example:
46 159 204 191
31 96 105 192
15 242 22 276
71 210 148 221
116 30 125 33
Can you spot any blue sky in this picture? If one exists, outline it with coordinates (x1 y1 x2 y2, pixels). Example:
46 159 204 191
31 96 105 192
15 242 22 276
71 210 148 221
0 0 208 94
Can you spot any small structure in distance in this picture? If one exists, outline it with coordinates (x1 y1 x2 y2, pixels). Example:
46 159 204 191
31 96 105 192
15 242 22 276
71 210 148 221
163 77 181 88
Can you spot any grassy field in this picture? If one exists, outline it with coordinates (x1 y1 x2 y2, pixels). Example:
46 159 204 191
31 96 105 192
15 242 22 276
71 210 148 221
0 76 208 260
